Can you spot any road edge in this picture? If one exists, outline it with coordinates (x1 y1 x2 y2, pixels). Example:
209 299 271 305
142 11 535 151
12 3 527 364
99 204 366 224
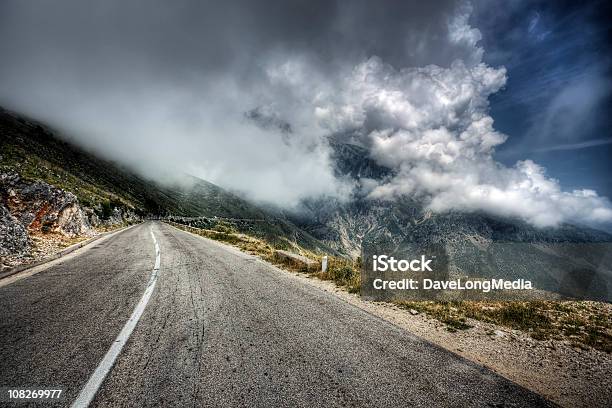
0 223 140 281
163 221 561 407
70 225 161 408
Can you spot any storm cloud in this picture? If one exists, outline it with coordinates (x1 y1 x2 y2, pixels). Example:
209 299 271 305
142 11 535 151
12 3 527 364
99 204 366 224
0 0 610 227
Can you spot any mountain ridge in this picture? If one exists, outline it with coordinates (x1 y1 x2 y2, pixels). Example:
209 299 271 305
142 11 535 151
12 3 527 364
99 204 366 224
0 107 336 257
287 141 612 300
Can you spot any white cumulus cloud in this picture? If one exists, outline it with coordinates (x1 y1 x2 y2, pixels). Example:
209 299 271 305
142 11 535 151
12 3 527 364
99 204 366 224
305 46 612 228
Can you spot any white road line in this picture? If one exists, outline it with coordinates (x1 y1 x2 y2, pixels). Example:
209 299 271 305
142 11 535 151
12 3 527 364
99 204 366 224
71 227 161 408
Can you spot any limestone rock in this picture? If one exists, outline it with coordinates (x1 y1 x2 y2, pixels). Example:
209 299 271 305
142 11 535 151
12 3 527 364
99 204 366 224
1 170 93 237
0 204 30 259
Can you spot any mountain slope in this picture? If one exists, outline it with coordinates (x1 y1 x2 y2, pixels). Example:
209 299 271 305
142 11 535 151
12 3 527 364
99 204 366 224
289 139 612 300
0 107 333 253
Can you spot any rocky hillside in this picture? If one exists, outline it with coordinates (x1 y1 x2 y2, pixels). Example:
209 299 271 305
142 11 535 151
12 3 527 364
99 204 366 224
0 108 335 268
289 140 612 300
2 170 93 236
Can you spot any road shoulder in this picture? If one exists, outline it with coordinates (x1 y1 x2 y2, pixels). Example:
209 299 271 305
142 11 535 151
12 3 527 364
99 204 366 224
167 222 610 408
0 224 136 288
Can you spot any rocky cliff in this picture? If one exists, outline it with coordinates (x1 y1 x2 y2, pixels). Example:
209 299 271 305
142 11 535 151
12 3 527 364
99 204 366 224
0 170 140 269
1 170 93 237
0 204 30 261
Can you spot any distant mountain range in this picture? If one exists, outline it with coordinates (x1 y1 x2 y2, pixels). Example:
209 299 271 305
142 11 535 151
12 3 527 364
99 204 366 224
287 139 612 301
1 107 610 300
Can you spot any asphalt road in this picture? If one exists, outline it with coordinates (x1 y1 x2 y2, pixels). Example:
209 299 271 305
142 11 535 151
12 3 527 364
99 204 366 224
0 221 555 407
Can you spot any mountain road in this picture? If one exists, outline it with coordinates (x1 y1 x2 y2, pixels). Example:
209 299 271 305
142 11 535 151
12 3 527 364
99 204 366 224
0 221 555 407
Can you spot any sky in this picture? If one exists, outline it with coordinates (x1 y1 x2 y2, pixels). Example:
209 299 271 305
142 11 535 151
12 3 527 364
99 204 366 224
473 0 612 198
0 0 610 229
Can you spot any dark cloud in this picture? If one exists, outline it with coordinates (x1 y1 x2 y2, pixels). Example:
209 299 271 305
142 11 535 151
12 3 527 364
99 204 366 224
0 0 610 227
245 107 292 135
0 0 466 86
0 0 469 206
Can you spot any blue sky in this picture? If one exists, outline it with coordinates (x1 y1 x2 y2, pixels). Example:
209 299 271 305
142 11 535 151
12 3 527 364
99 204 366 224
475 0 612 197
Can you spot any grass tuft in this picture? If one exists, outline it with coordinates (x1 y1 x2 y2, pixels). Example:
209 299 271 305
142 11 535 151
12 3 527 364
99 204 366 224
168 221 611 353
395 300 611 352
167 221 361 291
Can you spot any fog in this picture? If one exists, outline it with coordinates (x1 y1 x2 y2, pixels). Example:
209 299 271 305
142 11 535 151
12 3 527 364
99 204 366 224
1 0 610 227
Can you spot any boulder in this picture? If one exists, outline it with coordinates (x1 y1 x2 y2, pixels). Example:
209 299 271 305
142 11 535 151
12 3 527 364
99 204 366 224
0 204 30 259
1 170 93 237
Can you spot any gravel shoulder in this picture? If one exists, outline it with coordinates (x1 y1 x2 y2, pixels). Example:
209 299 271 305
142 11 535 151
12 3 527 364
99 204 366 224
282 268 611 408
170 221 611 408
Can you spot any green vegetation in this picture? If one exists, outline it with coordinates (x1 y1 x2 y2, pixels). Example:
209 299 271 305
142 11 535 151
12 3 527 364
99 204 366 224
1 142 134 213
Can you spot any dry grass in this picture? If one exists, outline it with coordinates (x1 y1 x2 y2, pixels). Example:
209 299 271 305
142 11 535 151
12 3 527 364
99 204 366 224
167 221 361 291
168 221 275 256
168 221 611 353
312 256 361 293
395 300 612 352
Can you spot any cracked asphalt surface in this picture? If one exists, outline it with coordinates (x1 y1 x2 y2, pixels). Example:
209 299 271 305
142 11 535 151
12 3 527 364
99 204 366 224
0 221 556 407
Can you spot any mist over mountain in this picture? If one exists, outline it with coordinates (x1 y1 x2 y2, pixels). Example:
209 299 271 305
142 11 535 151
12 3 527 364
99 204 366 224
285 140 612 300
0 0 610 230
289 140 611 252
0 108 336 258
